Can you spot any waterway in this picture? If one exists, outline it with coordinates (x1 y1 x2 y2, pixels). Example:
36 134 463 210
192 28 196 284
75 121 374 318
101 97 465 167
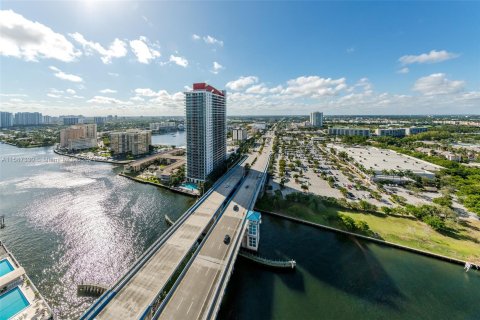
218 214 480 320
1 131 479 319
152 130 186 147
0 132 193 319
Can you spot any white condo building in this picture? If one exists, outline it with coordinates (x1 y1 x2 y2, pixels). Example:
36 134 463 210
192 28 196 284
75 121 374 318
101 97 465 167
232 128 248 141
185 83 226 183
310 112 323 127
0 112 14 128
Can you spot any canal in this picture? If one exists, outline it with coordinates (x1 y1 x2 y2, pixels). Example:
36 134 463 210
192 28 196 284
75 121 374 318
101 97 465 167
218 214 480 320
0 132 479 319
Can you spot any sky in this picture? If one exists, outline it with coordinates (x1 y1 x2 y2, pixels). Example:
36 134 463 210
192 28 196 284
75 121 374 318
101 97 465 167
0 1 479 116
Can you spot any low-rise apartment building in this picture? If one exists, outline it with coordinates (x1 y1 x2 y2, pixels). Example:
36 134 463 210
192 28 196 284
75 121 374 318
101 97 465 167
328 127 371 137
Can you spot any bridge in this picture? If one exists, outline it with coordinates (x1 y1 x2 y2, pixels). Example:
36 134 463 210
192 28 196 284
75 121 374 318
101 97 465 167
82 131 273 320
153 134 273 320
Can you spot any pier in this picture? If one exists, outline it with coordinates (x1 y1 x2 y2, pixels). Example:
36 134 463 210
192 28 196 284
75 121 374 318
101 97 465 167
78 283 109 297
239 250 296 269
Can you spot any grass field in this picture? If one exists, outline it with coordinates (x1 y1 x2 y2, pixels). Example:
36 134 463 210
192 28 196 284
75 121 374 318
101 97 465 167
256 198 480 262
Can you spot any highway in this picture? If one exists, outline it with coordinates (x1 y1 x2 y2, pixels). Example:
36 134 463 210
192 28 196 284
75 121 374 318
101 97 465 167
93 163 245 319
156 133 273 320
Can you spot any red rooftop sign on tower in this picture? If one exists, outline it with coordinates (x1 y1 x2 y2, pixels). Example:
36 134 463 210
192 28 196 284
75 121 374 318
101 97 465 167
192 83 224 96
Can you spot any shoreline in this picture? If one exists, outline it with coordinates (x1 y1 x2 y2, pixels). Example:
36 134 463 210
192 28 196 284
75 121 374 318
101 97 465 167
256 208 474 267
118 173 198 197
53 148 133 164
0 140 54 148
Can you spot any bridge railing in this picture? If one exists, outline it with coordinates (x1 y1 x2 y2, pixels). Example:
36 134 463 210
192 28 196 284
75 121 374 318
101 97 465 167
80 156 247 320
150 160 250 319
205 151 272 320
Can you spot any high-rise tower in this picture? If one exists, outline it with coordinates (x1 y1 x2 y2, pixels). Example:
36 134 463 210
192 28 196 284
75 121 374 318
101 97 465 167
310 112 323 127
185 83 226 183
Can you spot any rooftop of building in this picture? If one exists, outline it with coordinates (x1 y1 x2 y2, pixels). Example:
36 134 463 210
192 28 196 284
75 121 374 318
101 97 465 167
329 144 443 174
247 210 261 222
190 82 225 96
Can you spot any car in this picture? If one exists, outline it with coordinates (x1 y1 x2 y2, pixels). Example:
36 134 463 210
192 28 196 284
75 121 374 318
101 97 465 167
224 235 231 245
233 205 239 212
245 185 249 189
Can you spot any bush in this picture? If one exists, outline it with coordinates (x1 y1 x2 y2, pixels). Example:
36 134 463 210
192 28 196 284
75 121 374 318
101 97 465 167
358 200 378 212
355 220 370 232
433 196 453 208
339 214 356 231
423 215 446 230
381 206 392 215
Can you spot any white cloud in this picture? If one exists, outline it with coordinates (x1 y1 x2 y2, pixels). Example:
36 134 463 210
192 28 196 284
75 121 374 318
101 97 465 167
87 96 123 104
131 88 184 111
245 83 284 95
192 34 223 46
0 9 81 62
211 61 224 74
346 77 373 95
0 93 27 97
49 88 63 94
399 50 459 65
246 84 269 94
108 72 119 77
169 55 188 67
134 88 161 97
204 35 223 46
99 89 117 94
413 73 465 96
283 76 347 98
47 93 61 98
130 96 145 102
129 36 161 64
397 67 409 74
69 32 127 64
49 66 83 82
66 88 76 94
226 76 258 91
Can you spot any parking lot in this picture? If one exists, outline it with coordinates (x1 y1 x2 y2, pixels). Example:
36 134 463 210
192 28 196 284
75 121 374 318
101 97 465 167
269 139 393 207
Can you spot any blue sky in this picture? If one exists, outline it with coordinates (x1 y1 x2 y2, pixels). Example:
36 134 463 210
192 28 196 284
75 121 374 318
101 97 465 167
1 1 479 116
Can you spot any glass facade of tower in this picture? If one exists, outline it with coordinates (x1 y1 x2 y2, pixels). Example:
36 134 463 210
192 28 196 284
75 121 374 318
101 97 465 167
185 83 226 183
310 112 323 127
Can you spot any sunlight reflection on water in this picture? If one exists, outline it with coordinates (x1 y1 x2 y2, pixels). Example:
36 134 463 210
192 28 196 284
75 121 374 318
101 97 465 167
0 144 193 319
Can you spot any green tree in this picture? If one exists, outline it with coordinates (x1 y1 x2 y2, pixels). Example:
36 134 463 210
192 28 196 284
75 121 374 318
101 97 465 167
354 220 370 233
339 214 356 231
